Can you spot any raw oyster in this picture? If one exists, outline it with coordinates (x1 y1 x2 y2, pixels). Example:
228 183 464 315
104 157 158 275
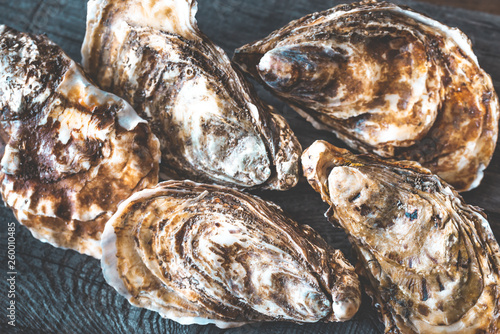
82 0 301 190
101 180 361 327
0 25 161 258
234 0 499 192
302 140 500 333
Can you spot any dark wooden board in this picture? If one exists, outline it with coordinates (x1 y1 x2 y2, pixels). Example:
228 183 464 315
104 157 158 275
419 0 500 16
0 0 499 333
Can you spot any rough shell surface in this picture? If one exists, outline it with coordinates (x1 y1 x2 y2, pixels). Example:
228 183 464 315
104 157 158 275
234 0 499 192
82 0 302 190
101 180 361 328
302 140 500 333
0 25 161 258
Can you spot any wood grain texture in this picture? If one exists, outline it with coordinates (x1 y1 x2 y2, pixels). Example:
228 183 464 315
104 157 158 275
418 0 500 16
0 0 499 333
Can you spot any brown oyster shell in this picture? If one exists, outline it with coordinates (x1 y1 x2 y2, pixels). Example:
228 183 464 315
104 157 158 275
302 140 500 333
101 180 361 327
0 25 161 258
81 0 301 190
234 0 499 192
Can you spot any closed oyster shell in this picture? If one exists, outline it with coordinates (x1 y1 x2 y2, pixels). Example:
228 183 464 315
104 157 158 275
302 140 500 333
101 180 361 327
234 0 499 192
0 25 161 258
82 0 301 190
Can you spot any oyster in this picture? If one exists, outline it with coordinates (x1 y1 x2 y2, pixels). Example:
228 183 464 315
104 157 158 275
233 0 499 191
81 0 301 190
101 180 361 327
0 25 161 258
302 140 500 333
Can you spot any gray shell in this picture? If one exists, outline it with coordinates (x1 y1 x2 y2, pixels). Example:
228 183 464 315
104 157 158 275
0 25 161 258
82 0 301 190
101 180 361 327
234 0 499 192
302 140 500 333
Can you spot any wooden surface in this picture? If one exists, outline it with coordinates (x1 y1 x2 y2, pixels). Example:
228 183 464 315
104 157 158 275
0 0 500 333
418 0 500 16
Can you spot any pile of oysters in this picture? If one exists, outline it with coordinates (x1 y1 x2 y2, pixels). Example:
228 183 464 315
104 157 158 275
1 0 499 332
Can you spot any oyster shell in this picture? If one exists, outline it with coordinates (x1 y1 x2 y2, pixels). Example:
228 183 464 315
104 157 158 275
233 0 499 192
81 0 301 190
101 180 361 327
0 25 161 258
302 140 500 333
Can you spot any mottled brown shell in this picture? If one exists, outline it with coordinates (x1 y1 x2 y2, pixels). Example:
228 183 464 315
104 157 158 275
82 0 301 190
234 0 499 191
0 25 161 258
302 140 500 333
101 180 361 327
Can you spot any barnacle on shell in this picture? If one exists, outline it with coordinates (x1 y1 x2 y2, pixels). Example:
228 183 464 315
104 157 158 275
302 140 500 333
234 0 499 191
101 180 361 327
82 0 301 190
0 25 160 258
